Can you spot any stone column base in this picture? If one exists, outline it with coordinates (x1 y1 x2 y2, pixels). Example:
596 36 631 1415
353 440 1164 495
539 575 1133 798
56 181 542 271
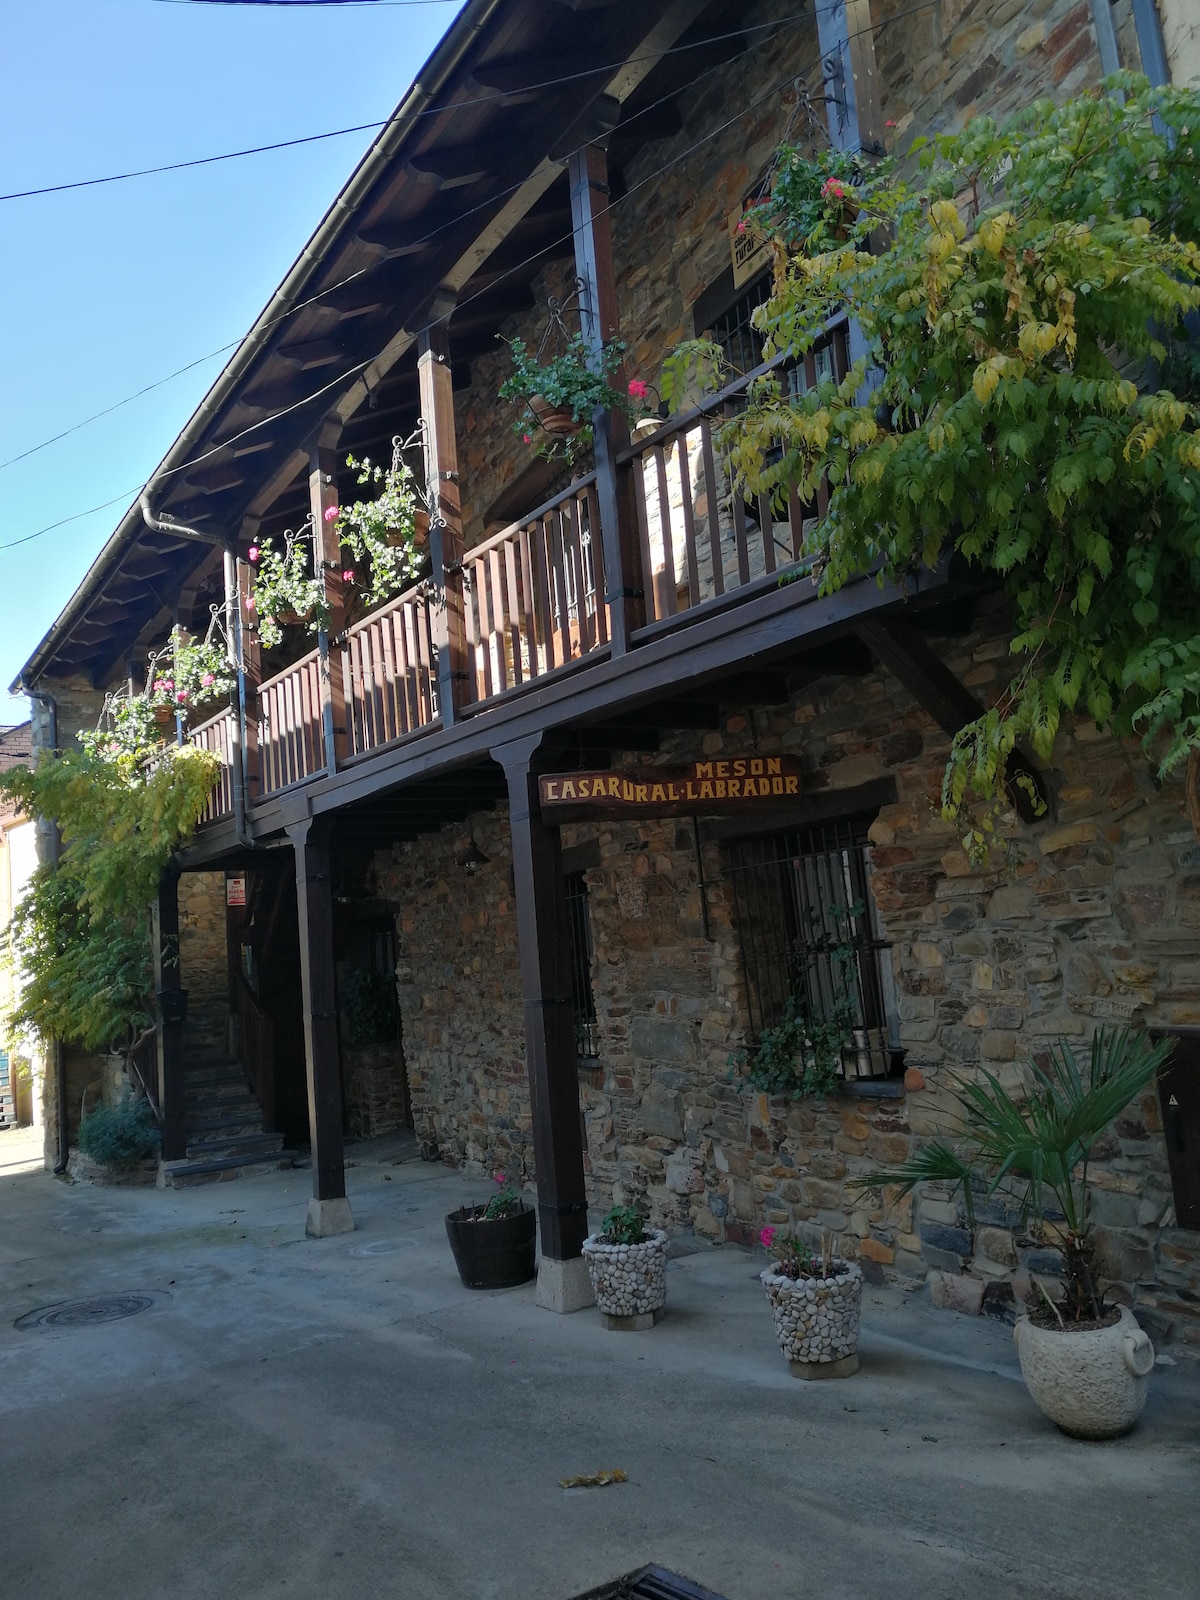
789 1352 859 1380
306 1196 355 1238
535 1255 595 1313
602 1308 664 1332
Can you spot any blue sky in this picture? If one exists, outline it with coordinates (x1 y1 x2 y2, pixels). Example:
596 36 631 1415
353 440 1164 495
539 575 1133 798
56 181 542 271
0 0 462 717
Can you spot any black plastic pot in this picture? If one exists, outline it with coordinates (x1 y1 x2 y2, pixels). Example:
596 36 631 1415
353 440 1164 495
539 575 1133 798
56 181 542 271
445 1202 537 1290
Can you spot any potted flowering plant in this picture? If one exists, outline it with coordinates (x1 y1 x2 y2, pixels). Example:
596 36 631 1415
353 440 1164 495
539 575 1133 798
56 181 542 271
168 627 235 712
445 1170 537 1290
581 1203 669 1330
759 1227 863 1379
247 531 329 651
742 147 864 254
499 334 649 455
81 691 162 764
330 448 426 606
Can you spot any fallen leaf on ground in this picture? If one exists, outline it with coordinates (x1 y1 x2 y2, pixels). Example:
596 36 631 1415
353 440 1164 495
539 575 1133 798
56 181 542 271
559 1469 628 1489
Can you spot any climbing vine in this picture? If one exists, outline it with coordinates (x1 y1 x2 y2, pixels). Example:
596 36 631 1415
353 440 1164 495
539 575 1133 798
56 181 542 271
720 77 1200 851
1 741 219 1058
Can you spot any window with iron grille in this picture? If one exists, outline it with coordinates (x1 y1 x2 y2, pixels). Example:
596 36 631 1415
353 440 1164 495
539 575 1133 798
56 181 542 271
725 817 901 1081
709 271 773 377
565 871 600 1059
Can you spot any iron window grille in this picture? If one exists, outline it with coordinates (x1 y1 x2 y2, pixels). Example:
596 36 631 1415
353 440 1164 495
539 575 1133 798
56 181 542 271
565 871 600 1059
725 817 902 1081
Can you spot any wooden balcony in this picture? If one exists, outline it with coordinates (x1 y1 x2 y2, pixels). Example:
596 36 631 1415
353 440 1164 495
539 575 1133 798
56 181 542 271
183 315 913 836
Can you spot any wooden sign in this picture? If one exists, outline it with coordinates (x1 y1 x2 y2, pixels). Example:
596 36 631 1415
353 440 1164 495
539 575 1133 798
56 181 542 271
539 756 803 816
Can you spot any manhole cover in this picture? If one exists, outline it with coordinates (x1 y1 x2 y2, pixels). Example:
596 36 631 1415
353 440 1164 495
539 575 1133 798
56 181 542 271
14 1293 157 1331
569 1568 730 1600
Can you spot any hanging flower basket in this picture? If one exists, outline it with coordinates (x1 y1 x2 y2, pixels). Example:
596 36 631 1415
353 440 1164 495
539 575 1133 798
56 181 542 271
527 393 583 438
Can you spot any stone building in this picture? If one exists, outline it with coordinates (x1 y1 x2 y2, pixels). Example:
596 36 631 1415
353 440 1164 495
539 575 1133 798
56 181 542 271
12 0 1200 1346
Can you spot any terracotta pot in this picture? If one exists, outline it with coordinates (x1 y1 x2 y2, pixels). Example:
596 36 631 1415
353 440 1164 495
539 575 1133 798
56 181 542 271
153 705 175 728
761 1259 862 1378
1014 1305 1154 1438
528 394 582 438
413 509 430 546
445 1202 537 1290
581 1229 669 1329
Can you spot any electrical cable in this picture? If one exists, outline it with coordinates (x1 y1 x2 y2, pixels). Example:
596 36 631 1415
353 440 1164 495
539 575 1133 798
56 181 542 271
0 0 939 551
0 13 808 202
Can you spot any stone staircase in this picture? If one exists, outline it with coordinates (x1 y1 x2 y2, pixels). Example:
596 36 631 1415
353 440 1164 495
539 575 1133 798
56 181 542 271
159 1052 289 1188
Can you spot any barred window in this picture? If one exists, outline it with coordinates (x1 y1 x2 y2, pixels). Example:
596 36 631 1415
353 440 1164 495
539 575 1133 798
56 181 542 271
565 871 600 1060
726 817 901 1081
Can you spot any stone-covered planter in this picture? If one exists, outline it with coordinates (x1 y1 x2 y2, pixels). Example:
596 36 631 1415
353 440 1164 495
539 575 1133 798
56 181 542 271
445 1203 537 1290
761 1260 863 1378
582 1228 669 1330
1013 1304 1155 1439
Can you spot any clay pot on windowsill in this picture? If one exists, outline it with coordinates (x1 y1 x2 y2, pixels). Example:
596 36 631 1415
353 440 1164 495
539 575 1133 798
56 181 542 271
528 394 582 438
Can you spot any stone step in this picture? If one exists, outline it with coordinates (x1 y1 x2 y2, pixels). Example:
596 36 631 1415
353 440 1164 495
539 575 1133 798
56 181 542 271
185 1131 284 1161
187 1108 268 1138
160 1149 292 1188
184 1081 254 1105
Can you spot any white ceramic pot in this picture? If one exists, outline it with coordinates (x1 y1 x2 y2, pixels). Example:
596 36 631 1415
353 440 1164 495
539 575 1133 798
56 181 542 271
1013 1304 1154 1439
582 1229 669 1327
761 1260 863 1378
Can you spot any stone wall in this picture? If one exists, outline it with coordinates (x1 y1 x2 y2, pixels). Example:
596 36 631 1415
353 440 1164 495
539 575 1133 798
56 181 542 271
342 1042 411 1140
372 595 1200 1352
179 871 229 1053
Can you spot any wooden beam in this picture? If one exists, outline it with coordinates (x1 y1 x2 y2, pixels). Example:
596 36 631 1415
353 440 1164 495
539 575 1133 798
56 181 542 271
418 319 471 727
153 862 187 1162
286 817 353 1236
569 141 642 654
310 440 351 773
492 734 591 1306
858 615 1049 822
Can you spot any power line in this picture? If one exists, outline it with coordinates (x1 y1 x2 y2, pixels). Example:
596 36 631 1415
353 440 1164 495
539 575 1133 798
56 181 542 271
0 14 803 203
0 0 938 551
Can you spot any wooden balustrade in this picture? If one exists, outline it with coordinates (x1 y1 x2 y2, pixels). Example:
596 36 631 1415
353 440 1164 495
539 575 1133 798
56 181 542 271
188 708 237 823
257 649 326 796
462 476 608 703
622 319 849 631
339 582 439 758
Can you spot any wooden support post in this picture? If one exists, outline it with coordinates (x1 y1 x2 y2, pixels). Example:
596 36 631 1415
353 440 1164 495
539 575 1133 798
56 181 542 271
417 319 470 726
493 733 594 1312
153 860 187 1163
568 141 642 653
286 817 353 1237
309 439 351 775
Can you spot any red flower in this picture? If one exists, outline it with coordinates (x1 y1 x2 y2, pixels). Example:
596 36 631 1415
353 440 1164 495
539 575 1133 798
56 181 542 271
821 178 847 200
522 434 533 445
342 568 355 584
885 119 897 128
175 690 189 703
627 379 649 401
323 505 339 523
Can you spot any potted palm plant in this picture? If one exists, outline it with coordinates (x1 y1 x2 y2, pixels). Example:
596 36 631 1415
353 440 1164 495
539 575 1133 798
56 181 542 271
859 1027 1172 1438
445 1171 537 1291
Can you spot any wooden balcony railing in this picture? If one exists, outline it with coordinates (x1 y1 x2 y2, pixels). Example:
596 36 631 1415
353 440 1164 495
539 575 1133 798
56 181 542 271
188 707 237 825
462 475 607 703
188 316 850 824
257 648 325 796
339 582 439 758
621 319 849 632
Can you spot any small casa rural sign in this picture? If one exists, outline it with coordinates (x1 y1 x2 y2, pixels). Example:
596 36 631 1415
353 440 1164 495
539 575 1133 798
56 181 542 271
539 756 803 815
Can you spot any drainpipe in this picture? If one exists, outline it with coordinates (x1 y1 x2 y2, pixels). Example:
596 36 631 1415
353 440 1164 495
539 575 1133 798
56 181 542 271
139 493 222 547
1130 0 1170 86
24 689 69 1173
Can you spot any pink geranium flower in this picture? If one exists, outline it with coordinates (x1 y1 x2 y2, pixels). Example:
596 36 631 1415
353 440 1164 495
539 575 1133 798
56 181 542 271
342 568 355 584
522 434 532 445
175 689 189 703
201 672 215 687
759 1226 776 1250
627 378 649 401
323 504 339 522
245 596 256 614
247 545 260 563
821 177 847 200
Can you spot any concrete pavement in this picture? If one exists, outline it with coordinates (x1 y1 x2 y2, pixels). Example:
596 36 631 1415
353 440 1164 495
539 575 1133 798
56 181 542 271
0 1127 1197 1600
